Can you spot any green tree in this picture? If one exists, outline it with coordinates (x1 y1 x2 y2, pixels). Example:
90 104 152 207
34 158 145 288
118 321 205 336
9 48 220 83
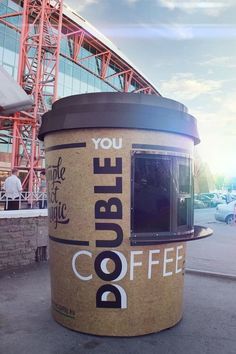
214 175 225 190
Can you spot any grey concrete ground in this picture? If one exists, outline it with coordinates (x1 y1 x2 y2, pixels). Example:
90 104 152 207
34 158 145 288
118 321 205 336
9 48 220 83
187 208 236 276
1 263 236 354
1 208 236 354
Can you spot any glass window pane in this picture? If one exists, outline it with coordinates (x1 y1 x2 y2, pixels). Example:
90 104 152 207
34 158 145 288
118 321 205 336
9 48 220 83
179 162 190 193
132 155 171 233
177 198 188 226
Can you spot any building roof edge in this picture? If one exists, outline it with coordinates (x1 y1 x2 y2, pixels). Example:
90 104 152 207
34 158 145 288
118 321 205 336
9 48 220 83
63 3 160 94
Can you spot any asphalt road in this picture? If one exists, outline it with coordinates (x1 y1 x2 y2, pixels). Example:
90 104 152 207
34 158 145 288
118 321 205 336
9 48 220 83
186 208 236 275
1 207 236 354
1 263 236 354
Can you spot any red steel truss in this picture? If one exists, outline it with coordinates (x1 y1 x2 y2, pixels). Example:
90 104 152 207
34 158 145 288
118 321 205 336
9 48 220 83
0 0 63 196
15 0 63 196
61 16 160 95
0 0 160 196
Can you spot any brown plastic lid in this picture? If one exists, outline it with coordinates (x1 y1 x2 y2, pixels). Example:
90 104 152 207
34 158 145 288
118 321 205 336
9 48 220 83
38 92 200 144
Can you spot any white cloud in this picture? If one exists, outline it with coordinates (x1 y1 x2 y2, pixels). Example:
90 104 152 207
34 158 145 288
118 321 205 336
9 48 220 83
192 94 236 176
219 92 236 114
191 110 215 122
158 0 234 16
160 73 222 101
169 24 193 39
200 56 236 68
125 0 139 3
191 92 236 133
65 0 99 12
66 0 139 12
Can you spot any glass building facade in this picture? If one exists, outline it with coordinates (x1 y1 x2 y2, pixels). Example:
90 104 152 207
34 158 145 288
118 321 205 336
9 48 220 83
0 0 156 157
0 0 21 80
0 0 145 97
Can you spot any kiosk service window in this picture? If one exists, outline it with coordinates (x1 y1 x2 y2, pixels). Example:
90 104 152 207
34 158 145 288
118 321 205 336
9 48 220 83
131 152 193 245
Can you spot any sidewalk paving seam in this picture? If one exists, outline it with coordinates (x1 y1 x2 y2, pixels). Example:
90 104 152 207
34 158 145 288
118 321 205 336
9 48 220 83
185 268 236 281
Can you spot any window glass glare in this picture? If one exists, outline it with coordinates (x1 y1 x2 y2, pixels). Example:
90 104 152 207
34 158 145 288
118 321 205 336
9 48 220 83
133 156 171 233
0 46 3 64
3 62 14 76
1 1 151 96
8 0 21 11
177 198 188 226
0 4 6 16
179 162 190 193
131 153 193 242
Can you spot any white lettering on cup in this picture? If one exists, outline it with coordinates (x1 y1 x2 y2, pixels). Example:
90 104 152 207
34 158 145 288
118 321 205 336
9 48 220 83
100 138 113 149
163 247 174 277
112 138 122 149
101 284 127 309
92 138 122 150
130 250 143 280
148 250 160 279
92 138 101 150
72 250 93 281
100 251 127 282
175 245 183 274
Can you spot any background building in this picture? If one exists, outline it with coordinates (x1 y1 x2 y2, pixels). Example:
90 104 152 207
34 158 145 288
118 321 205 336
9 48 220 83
0 0 160 192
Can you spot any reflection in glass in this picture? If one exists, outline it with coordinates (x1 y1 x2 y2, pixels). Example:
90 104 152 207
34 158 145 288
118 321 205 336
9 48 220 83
179 163 190 193
177 198 188 226
133 156 171 233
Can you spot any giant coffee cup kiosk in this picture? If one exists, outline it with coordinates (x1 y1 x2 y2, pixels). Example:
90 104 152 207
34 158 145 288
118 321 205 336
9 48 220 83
39 93 212 336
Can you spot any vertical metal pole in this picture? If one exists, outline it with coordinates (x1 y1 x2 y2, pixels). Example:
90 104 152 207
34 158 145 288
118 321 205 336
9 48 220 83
11 0 29 171
17 0 29 86
11 120 18 169
53 0 63 102
28 125 36 205
11 0 64 199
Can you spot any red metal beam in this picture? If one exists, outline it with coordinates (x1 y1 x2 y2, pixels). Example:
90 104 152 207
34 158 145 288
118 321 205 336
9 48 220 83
0 12 23 19
0 1 159 95
105 68 134 92
64 29 83 37
79 50 110 63
73 31 85 61
0 115 35 124
1 0 160 196
106 69 132 80
0 18 21 33
60 52 121 92
61 14 160 95
133 87 153 93
124 70 133 93
9 0 64 194
101 51 111 80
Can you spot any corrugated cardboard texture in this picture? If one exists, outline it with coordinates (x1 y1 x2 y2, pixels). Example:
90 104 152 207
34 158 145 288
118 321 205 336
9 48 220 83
44 128 192 336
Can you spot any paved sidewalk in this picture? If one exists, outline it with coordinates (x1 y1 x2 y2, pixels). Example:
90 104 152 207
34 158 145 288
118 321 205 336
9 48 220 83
1 263 236 354
186 209 236 277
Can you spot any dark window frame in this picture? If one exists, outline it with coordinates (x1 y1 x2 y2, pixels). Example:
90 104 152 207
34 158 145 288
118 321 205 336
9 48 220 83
130 150 194 245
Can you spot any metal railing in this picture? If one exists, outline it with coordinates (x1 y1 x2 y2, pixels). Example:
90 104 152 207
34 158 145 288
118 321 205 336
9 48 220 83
0 191 47 209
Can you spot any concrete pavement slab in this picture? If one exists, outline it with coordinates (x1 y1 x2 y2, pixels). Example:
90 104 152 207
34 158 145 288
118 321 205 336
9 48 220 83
187 209 236 276
0 263 236 354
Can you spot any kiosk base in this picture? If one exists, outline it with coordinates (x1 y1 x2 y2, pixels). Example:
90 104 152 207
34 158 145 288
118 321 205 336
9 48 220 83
50 241 186 337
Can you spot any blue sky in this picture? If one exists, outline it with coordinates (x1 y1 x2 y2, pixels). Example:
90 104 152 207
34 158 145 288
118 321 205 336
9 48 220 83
66 0 236 177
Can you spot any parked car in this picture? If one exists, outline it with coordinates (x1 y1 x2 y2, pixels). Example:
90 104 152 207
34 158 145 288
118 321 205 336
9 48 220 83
194 199 206 209
222 193 236 202
195 195 214 208
199 193 225 207
215 201 236 224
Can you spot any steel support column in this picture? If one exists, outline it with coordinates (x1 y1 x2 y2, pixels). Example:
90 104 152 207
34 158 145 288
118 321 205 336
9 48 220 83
11 0 63 196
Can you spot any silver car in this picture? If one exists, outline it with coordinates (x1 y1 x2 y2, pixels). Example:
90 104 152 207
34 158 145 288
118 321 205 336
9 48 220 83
215 201 236 224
